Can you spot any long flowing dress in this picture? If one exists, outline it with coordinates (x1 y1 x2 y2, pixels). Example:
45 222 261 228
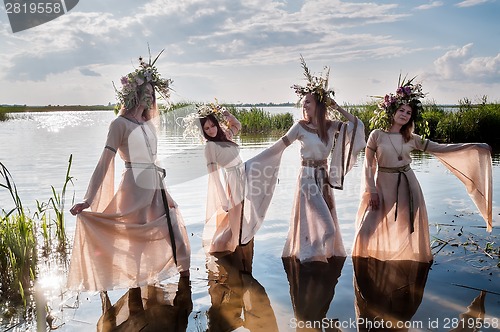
203 139 282 253
276 118 366 262
203 140 246 253
352 129 492 262
67 116 191 291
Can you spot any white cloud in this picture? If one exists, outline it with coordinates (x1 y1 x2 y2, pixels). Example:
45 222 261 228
456 0 489 8
433 43 474 79
433 43 500 83
415 1 444 10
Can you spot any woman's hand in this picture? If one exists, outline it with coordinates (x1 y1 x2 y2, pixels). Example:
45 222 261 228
328 97 340 110
369 193 380 210
167 196 178 209
70 201 90 215
328 97 357 123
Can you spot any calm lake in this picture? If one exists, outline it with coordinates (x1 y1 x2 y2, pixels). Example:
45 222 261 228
0 108 499 331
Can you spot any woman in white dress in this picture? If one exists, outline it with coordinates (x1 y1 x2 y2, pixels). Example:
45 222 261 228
352 77 492 262
266 57 366 263
67 50 191 291
184 101 279 254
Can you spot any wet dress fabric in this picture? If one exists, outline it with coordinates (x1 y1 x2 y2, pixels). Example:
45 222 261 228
67 116 191 291
271 118 366 263
352 129 492 262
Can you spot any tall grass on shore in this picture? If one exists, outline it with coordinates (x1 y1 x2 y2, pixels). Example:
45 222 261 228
227 106 294 135
344 97 500 149
162 103 294 136
0 156 73 312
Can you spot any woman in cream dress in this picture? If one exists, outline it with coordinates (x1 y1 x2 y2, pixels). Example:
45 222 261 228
352 78 492 262
67 53 191 291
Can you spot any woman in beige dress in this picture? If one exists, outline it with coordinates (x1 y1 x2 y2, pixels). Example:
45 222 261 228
67 51 191 291
184 101 277 254
352 77 492 262
259 57 366 263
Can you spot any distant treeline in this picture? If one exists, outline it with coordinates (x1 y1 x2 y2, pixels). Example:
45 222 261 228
0 105 114 113
2 101 500 149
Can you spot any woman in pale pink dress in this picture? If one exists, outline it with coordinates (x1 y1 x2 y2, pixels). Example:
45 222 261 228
67 52 191 291
259 57 366 263
352 78 492 262
198 103 246 254
184 101 277 255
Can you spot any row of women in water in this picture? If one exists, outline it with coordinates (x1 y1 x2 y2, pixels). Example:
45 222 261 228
66 54 492 292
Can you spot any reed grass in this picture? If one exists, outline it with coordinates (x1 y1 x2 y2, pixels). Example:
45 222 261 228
0 156 73 310
228 106 294 134
346 98 500 149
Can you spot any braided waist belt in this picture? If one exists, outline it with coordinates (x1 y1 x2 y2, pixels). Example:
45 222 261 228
301 159 327 168
378 164 411 173
124 162 166 178
301 159 334 210
378 164 415 233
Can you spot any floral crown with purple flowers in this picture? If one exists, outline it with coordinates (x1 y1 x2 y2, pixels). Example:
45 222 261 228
114 47 173 111
291 55 335 106
370 74 427 131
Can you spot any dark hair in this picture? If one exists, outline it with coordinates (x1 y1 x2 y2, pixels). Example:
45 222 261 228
199 114 236 144
303 93 331 144
397 99 421 142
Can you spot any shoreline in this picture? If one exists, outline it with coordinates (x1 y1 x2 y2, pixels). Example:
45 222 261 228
0 105 115 113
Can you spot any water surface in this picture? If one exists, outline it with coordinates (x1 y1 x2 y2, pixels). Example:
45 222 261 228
0 109 499 331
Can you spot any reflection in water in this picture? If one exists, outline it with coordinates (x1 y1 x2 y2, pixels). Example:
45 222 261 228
97 279 192 332
282 256 346 332
206 241 279 331
449 291 486 332
353 257 431 332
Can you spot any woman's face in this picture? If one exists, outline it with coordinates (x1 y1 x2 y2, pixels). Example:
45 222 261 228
140 83 154 109
302 93 317 122
203 118 218 138
393 104 412 126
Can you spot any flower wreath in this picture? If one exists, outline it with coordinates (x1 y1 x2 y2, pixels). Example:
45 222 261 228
291 55 335 107
370 74 429 136
182 99 228 141
114 47 173 111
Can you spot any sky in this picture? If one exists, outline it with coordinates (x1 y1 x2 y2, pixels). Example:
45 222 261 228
0 0 499 106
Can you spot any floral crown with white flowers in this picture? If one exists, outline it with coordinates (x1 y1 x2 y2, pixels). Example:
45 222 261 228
291 55 335 106
182 99 228 141
370 74 427 131
114 47 173 111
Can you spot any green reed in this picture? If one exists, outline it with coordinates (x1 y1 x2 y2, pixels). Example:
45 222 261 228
229 106 294 134
0 163 37 307
0 156 73 308
348 98 500 149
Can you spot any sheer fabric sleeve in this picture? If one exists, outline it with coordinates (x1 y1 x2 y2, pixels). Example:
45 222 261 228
241 132 289 244
415 135 493 231
362 130 379 194
83 118 124 212
205 142 229 218
224 113 242 140
281 121 301 147
329 117 366 189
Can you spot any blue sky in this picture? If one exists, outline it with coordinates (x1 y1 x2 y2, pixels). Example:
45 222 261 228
1 0 499 106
